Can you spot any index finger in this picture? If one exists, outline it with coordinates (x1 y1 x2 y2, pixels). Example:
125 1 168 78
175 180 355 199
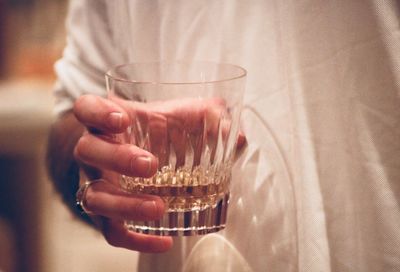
73 94 130 133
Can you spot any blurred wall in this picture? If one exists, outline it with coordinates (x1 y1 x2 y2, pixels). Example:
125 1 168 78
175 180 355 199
0 1 64 271
0 1 140 272
1 0 67 80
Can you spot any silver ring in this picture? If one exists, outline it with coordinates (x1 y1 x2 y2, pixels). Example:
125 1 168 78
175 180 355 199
76 179 102 215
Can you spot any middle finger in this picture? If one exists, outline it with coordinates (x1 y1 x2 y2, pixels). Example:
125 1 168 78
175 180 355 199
74 133 158 178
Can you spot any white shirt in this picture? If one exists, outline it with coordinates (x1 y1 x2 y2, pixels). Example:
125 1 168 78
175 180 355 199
54 1 400 271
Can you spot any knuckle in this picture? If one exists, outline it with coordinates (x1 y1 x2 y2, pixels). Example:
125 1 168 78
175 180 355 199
74 135 91 161
212 97 226 107
73 145 81 163
110 144 126 169
78 94 95 106
101 221 118 246
103 231 120 247
73 95 91 115
83 188 96 212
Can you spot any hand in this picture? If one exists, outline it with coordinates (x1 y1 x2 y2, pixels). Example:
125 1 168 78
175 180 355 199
72 93 246 252
108 95 247 168
73 94 173 253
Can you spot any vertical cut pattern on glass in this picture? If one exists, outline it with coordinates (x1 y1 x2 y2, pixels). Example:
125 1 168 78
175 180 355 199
121 108 239 235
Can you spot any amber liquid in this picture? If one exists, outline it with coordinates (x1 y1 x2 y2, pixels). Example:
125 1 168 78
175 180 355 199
121 165 230 212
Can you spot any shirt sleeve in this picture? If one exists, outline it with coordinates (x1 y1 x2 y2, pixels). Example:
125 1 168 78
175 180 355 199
53 0 119 115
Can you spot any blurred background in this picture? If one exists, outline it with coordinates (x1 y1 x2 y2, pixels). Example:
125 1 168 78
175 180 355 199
0 0 139 271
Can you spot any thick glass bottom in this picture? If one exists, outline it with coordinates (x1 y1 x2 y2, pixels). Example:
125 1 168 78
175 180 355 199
125 193 230 236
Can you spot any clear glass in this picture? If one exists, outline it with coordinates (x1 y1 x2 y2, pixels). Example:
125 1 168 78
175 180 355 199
106 61 246 236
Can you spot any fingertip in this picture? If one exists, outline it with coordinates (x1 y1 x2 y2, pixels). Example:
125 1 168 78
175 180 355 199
130 152 159 178
137 197 166 220
150 156 159 177
141 234 173 253
73 94 92 120
237 131 247 149
106 221 174 253
73 94 130 133
156 236 174 253
153 196 167 218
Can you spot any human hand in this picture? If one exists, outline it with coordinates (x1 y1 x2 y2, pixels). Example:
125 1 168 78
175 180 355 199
73 94 173 253
73 94 246 251
107 95 247 168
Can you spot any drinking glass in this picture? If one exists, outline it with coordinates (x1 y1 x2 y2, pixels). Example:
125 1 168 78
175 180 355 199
106 61 246 236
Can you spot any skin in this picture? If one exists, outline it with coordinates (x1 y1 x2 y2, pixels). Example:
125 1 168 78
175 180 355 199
47 94 246 253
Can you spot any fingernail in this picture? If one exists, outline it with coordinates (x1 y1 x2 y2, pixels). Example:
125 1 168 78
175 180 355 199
138 200 157 217
108 112 122 129
132 156 153 176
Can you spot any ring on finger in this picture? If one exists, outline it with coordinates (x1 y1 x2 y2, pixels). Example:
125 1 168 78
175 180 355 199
76 179 103 215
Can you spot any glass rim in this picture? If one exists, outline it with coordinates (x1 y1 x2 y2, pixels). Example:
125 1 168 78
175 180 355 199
105 61 247 85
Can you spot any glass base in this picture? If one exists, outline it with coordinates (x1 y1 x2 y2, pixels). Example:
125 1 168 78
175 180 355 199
125 193 229 236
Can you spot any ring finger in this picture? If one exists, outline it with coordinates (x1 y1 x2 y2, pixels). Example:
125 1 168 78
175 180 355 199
82 179 165 221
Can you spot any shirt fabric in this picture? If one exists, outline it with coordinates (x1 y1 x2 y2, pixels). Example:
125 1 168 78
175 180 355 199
54 1 400 271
